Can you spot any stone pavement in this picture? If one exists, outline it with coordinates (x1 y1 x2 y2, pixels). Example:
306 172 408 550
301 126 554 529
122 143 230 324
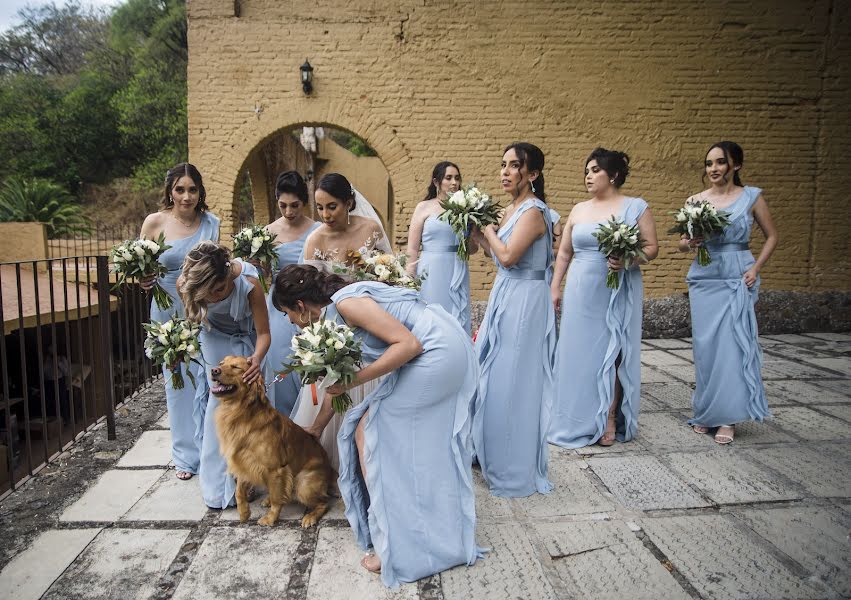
1 332 850 600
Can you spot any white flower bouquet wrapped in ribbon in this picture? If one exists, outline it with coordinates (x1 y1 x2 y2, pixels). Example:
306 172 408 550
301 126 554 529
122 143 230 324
668 198 732 266
110 232 173 310
437 184 502 260
143 317 203 389
282 319 363 414
592 217 648 289
333 249 425 291
231 225 278 292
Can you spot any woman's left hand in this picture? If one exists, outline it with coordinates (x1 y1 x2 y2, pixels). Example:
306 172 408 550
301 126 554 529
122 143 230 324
325 382 348 396
607 255 626 272
743 266 759 288
243 355 262 383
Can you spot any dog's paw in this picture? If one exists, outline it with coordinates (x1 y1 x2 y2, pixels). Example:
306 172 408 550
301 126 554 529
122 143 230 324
238 509 250 523
301 514 320 528
258 513 278 527
260 497 271 508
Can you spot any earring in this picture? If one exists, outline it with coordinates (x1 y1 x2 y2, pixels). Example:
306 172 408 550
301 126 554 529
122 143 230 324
299 312 309 325
609 179 615 185
530 181 536 193
347 211 351 225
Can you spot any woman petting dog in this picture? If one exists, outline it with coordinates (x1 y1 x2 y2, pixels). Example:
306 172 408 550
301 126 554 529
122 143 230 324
179 242 271 509
272 264 484 588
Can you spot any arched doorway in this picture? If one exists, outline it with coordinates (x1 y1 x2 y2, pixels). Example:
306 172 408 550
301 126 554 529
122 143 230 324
234 124 394 242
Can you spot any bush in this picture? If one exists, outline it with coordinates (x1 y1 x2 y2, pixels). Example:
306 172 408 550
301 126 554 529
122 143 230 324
0 177 92 237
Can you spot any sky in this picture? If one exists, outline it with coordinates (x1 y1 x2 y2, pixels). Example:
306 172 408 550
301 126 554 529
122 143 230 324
0 0 122 33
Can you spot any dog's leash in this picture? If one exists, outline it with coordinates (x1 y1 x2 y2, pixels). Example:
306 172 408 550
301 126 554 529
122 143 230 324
264 373 286 391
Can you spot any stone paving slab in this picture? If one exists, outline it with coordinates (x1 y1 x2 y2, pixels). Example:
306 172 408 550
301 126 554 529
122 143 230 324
640 365 675 383
641 382 694 410
664 450 803 504
761 360 840 380
666 349 695 363
519 450 614 517
633 412 716 452
574 437 645 455
116 430 173 467
43 529 188 600
638 393 669 412
652 364 695 383
720 420 796 445
641 350 691 366
763 379 847 405
770 406 851 441
172 526 301 600
732 506 851 597
812 378 851 395
306 527 418 600
643 338 691 349
0 528 101 600
804 357 851 376
219 493 307 523
121 472 208 522
536 520 690 600
59 469 165 522
745 444 851 498
155 412 170 429
440 522 559 600
641 514 825 600
764 334 823 345
802 332 851 342
813 403 851 422
589 455 711 511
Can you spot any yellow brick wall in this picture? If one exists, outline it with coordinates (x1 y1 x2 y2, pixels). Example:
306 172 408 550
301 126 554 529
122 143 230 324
187 0 851 299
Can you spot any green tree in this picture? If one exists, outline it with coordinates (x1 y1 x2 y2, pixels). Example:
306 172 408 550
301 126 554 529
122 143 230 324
0 177 91 236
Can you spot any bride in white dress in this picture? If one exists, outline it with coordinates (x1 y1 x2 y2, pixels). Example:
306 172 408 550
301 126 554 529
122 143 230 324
287 173 391 469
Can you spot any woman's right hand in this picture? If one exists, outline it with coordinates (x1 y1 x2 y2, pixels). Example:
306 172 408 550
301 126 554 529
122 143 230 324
140 273 158 291
686 235 704 249
303 423 323 440
551 286 562 314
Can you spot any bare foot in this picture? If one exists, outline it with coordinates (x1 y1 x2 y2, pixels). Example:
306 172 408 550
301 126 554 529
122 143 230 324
360 553 381 573
691 425 709 434
176 471 193 480
599 410 617 446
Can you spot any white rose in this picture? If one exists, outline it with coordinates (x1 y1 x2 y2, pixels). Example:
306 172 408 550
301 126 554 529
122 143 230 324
448 190 465 207
302 351 315 363
179 328 191 340
251 238 263 254
162 321 173 332
326 338 335 347
157 334 169 345
177 342 187 352
676 211 687 223
133 245 146 257
333 340 344 350
145 347 154 359
628 235 638 244
374 264 392 280
612 230 621 242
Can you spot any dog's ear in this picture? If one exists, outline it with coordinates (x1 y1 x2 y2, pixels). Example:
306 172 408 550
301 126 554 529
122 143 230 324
249 377 267 406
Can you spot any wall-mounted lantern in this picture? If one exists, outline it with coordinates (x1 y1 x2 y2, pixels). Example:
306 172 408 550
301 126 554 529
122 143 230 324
300 59 314 95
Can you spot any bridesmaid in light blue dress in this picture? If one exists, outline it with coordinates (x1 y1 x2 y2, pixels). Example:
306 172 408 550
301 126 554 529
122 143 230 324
271 266 482 587
263 171 320 415
549 149 658 448
179 243 270 509
405 161 475 333
683 142 778 444
139 163 220 480
470 142 555 497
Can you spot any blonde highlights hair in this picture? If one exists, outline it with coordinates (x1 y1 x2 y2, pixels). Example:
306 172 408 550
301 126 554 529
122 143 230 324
179 241 232 323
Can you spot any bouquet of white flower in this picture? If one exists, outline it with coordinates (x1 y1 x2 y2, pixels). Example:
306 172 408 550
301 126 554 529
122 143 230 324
231 225 278 293
592 217 648 289
438 184 502 260
333 249 425 291
143 317 203 390
282 319 362 414
110 232 173 310
668 198 732 266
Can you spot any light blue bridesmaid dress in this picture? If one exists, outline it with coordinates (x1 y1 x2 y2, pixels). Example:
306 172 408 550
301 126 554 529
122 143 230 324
150 211 219 475
548 197 647 448
688 186 769 427
332 281 482 588
416 215 471 333
473 198 555 497
266 221 321 415
195 259 263 509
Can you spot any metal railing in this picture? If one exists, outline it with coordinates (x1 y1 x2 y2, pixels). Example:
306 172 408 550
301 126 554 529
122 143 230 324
48 222 142 259
0 255 155 499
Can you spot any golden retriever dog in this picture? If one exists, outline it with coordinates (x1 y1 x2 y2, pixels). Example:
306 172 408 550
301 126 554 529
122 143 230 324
211 355 337 527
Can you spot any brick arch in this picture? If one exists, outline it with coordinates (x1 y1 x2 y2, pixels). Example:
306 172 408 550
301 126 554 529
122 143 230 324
204 100 417 244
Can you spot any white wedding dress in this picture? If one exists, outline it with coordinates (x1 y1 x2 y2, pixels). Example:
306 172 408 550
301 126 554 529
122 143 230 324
290 189 392 470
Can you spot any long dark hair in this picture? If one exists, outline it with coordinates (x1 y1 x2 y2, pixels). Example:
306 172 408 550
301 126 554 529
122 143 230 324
272 264 349 311
162 163 208 212
423 161 461 201
275 170 309 203
504 142 546 202
317 173 357 211
702 141 744 187
585 148 630 188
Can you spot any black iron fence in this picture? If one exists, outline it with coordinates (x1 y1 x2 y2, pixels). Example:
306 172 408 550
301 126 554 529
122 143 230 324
47 222 141 260
0 255 155 499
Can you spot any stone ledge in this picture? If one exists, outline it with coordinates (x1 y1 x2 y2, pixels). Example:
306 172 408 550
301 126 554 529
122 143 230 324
472 290 851 339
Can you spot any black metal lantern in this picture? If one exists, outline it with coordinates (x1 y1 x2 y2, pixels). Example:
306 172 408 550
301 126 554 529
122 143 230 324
300 59 314 94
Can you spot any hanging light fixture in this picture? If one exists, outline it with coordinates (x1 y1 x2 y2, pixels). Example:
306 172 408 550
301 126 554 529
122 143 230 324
300 59 314 95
